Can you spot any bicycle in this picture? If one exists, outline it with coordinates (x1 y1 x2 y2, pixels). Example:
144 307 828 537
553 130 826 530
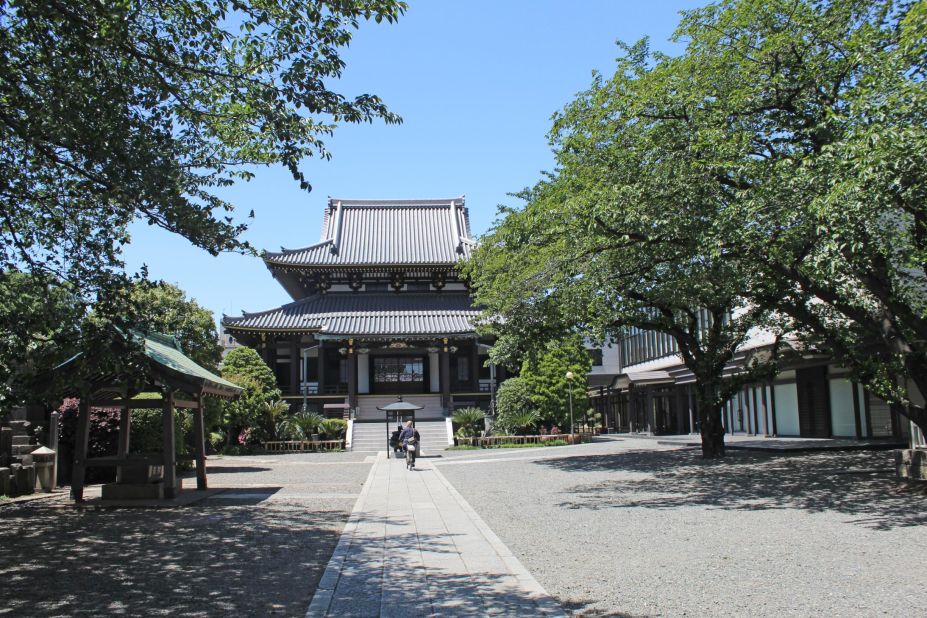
404 437 418 470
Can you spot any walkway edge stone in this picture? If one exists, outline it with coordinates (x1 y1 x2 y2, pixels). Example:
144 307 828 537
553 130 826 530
305 450 384 618
430 464 565 617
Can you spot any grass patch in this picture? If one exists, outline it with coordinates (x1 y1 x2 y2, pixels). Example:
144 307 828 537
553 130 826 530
447 445 481 450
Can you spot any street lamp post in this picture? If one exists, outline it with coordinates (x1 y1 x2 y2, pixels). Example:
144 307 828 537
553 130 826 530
566 371 575 437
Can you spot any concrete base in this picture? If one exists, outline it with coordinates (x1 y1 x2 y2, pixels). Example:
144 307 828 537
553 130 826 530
895 449 927 481
101 478 181 500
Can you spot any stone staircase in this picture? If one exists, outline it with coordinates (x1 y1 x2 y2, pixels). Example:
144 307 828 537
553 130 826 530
351 419 451 453
355 394 445 420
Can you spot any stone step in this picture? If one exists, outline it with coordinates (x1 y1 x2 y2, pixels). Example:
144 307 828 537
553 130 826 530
11 435 32 446
8 420 31 431
11 445 35 456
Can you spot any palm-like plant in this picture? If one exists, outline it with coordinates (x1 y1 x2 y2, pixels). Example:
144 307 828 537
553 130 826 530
452 407 485 438
320 418 347 440
502 410 539 435
276 408 324 440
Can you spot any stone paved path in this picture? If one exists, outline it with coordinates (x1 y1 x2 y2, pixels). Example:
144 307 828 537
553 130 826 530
306 451 563 617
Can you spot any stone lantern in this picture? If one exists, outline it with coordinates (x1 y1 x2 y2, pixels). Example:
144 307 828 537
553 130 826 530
31 446 56 492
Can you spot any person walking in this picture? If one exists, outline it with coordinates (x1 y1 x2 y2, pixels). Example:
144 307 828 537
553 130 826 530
398 420 421 468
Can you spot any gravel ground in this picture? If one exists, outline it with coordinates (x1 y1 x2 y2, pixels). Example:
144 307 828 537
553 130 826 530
0 452 373 617
437 438 927 617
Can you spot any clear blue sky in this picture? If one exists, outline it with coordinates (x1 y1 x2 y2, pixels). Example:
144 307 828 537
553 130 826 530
122 1 704 327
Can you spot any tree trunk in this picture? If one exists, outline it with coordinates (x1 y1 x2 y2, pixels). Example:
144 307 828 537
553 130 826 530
695 384 725 458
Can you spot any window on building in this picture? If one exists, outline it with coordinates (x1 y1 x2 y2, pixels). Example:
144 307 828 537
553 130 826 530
588 349 604 366
457 357 470 382
373 357 425 385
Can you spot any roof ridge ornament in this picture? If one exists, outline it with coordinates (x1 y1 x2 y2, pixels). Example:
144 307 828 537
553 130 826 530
330 200 343 255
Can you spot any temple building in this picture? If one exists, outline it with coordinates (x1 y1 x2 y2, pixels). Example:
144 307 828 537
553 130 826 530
221 198 499 426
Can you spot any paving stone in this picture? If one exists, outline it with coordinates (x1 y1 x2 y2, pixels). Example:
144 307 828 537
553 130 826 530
304 452 563 617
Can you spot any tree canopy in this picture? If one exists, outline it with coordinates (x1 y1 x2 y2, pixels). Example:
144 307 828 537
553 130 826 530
468 0 927 455
0 0 404 336
128 280 221 371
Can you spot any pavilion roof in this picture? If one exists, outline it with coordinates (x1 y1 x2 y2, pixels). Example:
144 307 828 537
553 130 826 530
57 331 242 399
142 333 242 397
222 292 479 337
263 197 476 268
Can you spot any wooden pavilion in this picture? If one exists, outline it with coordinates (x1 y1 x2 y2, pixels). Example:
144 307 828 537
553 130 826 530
60 331 242 502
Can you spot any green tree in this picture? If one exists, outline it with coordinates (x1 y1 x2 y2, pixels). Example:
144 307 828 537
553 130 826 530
664 0 927 436
0 0 406 377
494 376 534 434
467 62 774 457
0 271 83 413
128 281 221 371
516 335 591 431
220 346 279 444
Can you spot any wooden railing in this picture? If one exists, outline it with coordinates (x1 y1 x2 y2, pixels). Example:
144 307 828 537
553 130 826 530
262 440 345 452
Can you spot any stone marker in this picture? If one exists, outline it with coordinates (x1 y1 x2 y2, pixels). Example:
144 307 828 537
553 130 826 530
0 467 10 496
896 449 927 481
0 427 12 467
14 464 35 496
31 446 56 492
49 411 60 491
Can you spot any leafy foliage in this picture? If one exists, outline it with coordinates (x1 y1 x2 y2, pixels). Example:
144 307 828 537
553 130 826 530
496 410 539 436
0 272 82 413
128 281 221 371
220 346 280 443
494 377 534 430
468 0 927 455
0 0 406 388
452 407 485 438
319 418 347 440
520 335 591 431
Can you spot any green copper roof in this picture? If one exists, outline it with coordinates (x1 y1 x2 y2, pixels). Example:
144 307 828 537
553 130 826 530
141 332 242 395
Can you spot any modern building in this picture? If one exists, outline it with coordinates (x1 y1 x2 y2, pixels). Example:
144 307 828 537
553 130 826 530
587 325 914 443
221 198 500 436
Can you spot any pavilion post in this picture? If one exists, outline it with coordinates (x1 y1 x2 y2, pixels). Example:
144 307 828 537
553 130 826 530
162 390 177 499
116 388 131 482
193 390 207 490
70 396 92 502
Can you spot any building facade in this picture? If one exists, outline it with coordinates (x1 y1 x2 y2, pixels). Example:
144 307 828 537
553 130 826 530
587 327 913 443
222 198 499 420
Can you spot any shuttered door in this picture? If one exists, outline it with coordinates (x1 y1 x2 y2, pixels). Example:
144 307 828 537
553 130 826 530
796 366 831 438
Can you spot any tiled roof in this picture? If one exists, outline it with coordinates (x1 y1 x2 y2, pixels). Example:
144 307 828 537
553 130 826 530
264 198 476 267
222 293 479 336
143 332 243 395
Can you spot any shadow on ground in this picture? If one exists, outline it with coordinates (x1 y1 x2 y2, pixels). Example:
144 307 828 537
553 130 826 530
202 466 274 475
538 449 927 531
0 497 344 617
327 513 602 617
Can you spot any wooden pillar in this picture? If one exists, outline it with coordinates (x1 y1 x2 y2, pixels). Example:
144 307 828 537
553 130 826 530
769 382 778 436
852 380 863 439
440 338 451 410
70 397 92 502
318 341 327 395
347 338 357 409
162 390 177 499
116 390 131 483
289 337 300 396
471 343 480 392
193 391 207 490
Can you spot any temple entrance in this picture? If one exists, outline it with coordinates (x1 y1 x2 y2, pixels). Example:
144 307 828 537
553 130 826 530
370 355 428 394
